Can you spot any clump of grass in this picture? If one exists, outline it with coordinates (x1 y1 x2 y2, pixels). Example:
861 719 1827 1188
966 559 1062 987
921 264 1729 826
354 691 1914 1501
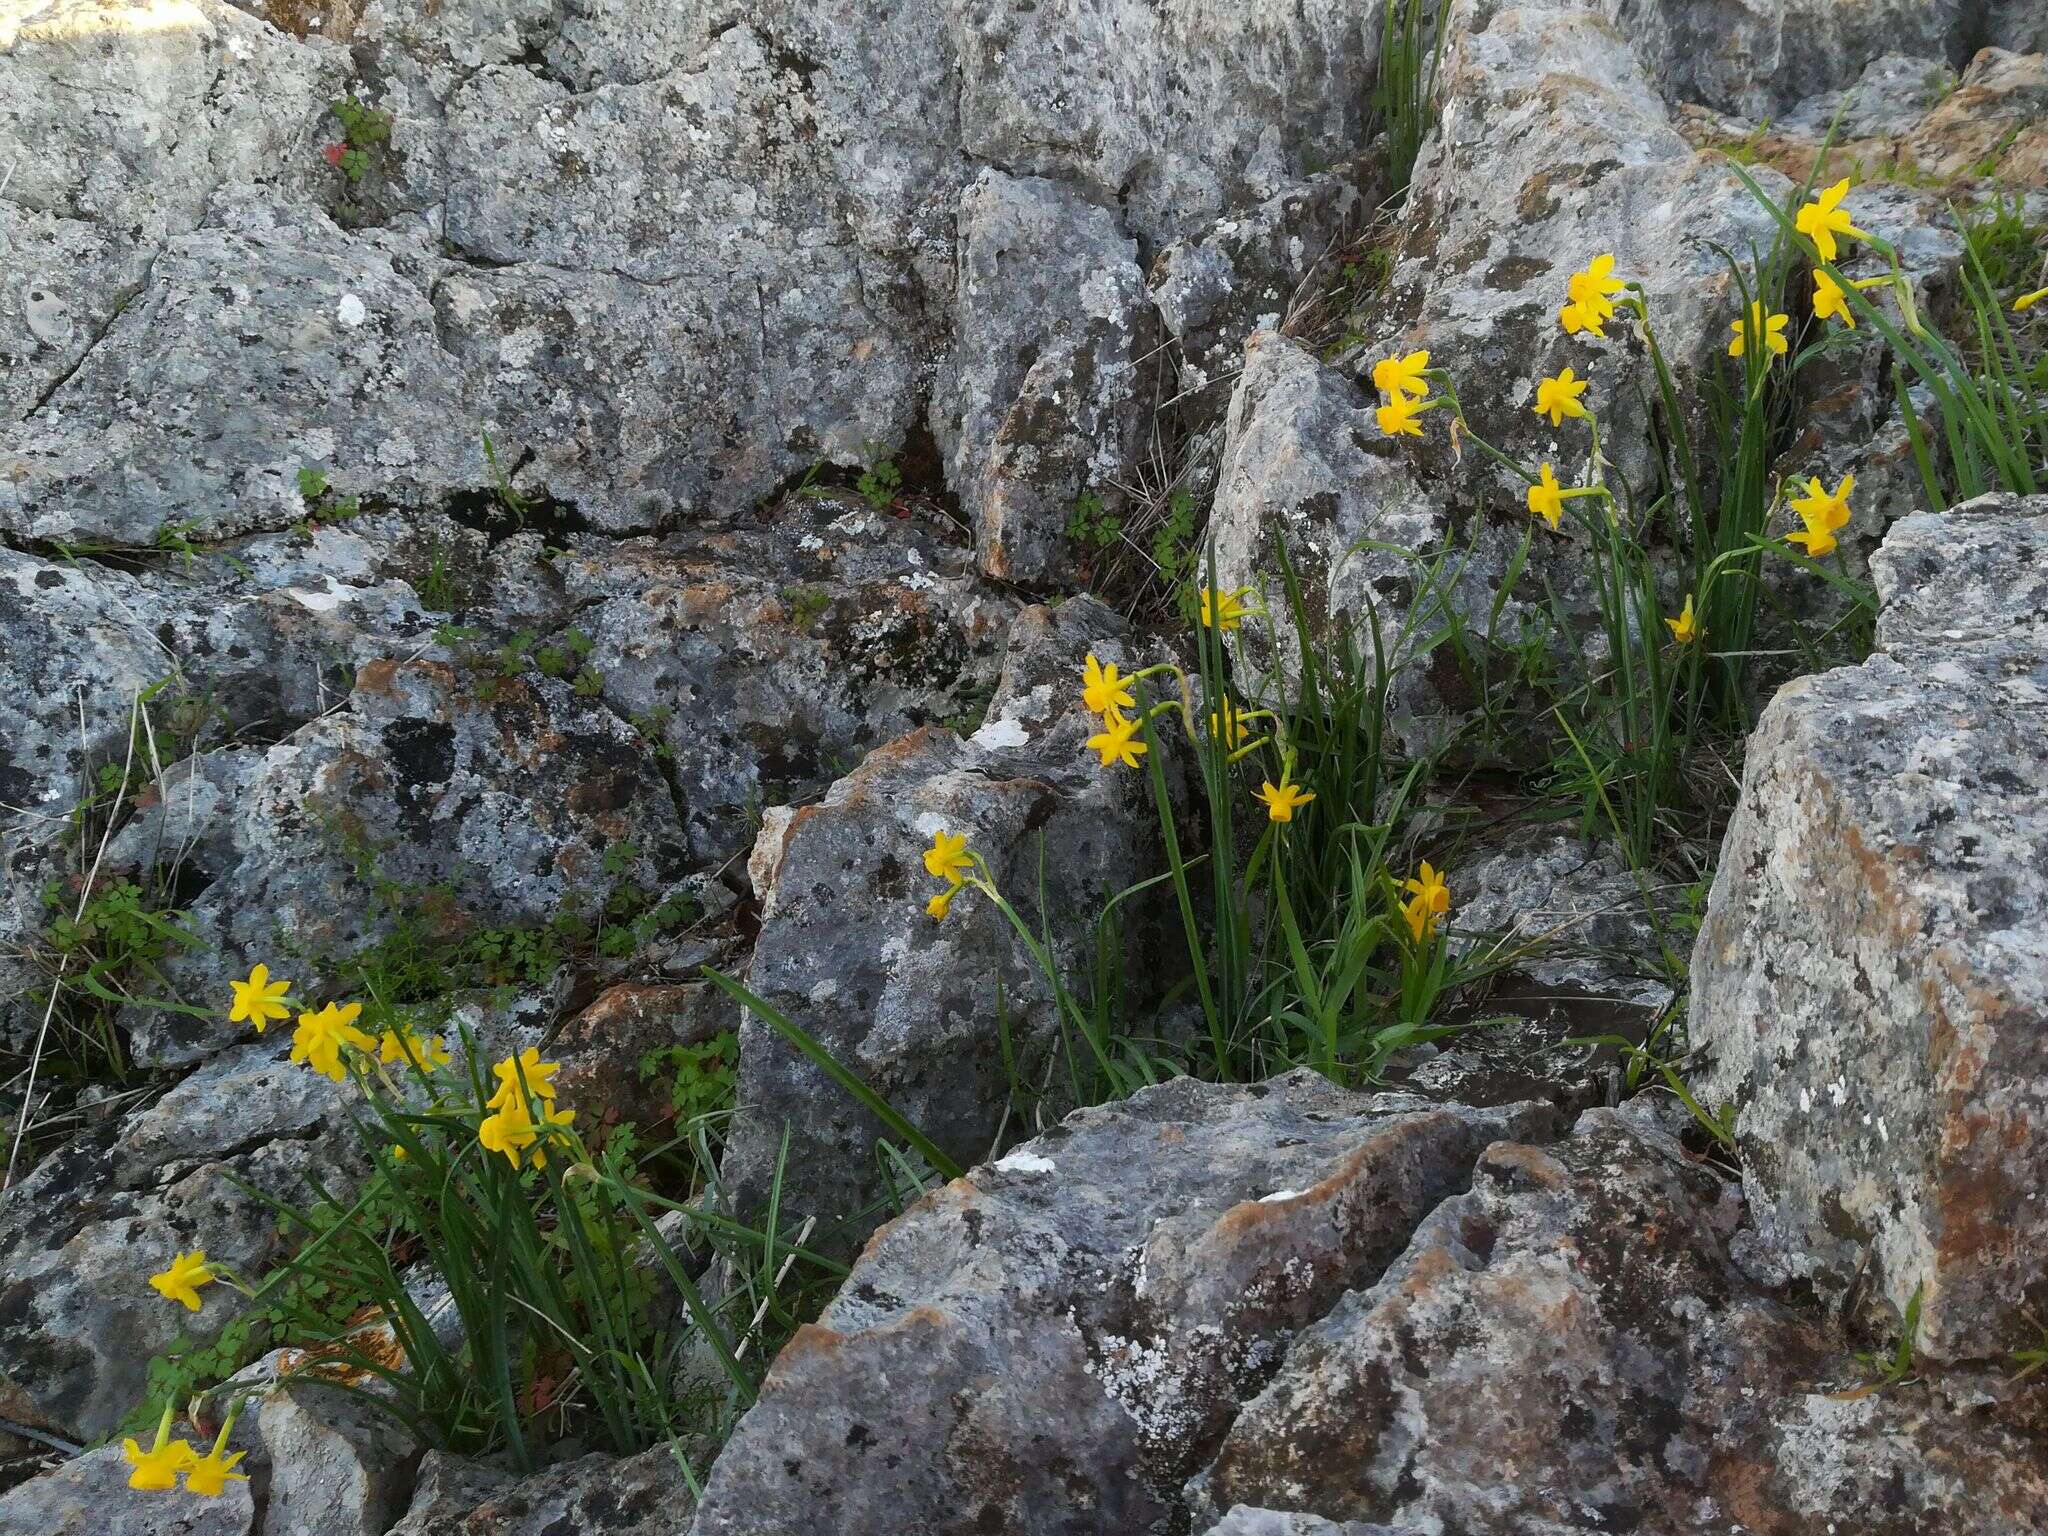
1373 0 1452 196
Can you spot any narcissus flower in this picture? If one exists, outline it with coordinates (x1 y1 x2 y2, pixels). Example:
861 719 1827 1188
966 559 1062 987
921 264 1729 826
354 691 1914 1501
1532 367 1590 427
479 1097 538 1167
1256 777 1315 823
1794 178 1869 263
922 828 973 884
123 1408 197 1492
1208 696 1246 748
2015 286 2048 313
379 1027 450 1069
1665 593 1700 645
1081 654 1135 718
149 1250 215 1311
480 1092 573 1169
1729 303 1789 358
1200 586 1254 631
183 1422 249 1498
1402 861 1452 943
1559 254 1625 337
925 884 957 922
1086 711 1148 769
1371 349 1431 401
1812 268 1853 326
291 1001 375 1083
228 963 292 1032
1527 463 1565 530
1376 393 1425 437
1786 472 1853 558
487 1047 561 1110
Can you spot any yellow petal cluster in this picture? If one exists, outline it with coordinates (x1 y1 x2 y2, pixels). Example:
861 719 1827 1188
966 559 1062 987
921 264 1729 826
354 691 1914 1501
1729 302 1789 359
1402 861 1452 944
1532 367 1590 427
228 963 292 1032
1665 593 1700 646
1199 586 1254 631
291 1001 376 1083
1559 254 1625 338
1786 473 1853 558
148 1250 215 1311
1793 178 1868 263
1255 776 1315 823
1527 463 1565 530
1371 350 1432 437
922 827 977 922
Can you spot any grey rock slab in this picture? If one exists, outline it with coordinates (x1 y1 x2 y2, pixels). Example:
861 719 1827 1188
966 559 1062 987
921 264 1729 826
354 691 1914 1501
0 1438 255 1536
0 0 341 240
1151 174 1366 432
387 1445 694 1536
946 0 1381 246
122 655 691 1066
717 594 1185 1244
551 499 1015 865
936 170 1154 587
1197 1109 2048 1532
0 1126 343 1442
1204 1511 1400 1536
692 1070 1552 1536
1693 492 2048 1359
259 1381 422 1536
1600 0 1972 120
1 188 485 546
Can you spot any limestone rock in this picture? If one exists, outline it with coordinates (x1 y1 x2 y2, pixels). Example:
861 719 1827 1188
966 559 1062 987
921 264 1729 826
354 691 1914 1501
718 595 1184 1242
0 1125 342 1441
1197 1108 2048 1531
1151 175 1366 431
552 498 1014 865
693 1071 1551 1536
259 1381 422 1536
387 1445 693 1536
938 171 1153 587
121 656 691 1066
1601 0 1970 119
0 1438 256 1536
1694 492 2048 1357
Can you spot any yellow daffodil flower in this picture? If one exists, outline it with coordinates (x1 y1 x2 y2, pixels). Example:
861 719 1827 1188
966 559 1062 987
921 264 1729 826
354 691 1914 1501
1559 254 1625 337
2015 286 2048 313
1532 367 1590 427
1200 586 1254 630
290 1001 375 1083
1376 393 1425 437
1402 861 1452 943
123 1408 197 1492
1794 178 1869 263
183 1420 249 1498
1081 654 1135 718
379 1027 450 1069
527 1101 577 1171
148 1249 215 1311
1786 472 1853 558
1256 777 1315 823
1812 268 1854 327
486 1047 561 1111
1209 696 1246 748
926 884 957 922
922 828 973 884
479 1097 538 1167
1665 593 1700 645
1371 349 1431 401
1086 711 1148 769
1729 303 1790 358
1527 463 1565 530
227 963 292 1032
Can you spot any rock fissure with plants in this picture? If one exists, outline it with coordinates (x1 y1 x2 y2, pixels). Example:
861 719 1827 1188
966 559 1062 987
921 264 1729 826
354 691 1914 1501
2 0 2046 1532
